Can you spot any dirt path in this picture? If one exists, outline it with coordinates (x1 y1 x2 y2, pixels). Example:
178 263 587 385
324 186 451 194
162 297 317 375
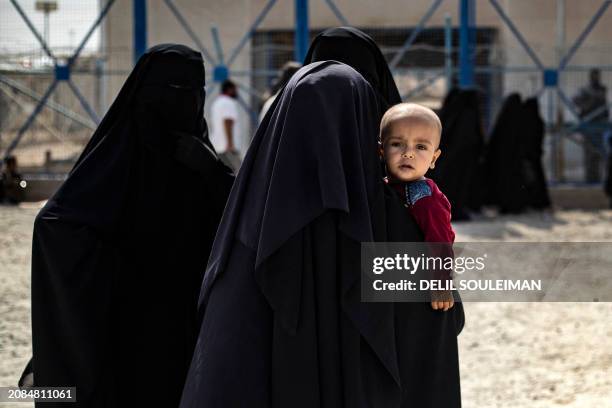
1 207 611 407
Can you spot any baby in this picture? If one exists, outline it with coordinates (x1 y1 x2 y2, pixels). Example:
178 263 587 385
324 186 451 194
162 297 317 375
379 103 455 311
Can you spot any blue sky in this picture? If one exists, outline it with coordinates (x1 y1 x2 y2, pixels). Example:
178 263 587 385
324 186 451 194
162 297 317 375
0 0 100 55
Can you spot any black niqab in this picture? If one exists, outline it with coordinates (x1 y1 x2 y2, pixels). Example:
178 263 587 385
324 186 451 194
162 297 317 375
182 29 463 408
484 94 550 213
28 44 234 408
304 27 402 109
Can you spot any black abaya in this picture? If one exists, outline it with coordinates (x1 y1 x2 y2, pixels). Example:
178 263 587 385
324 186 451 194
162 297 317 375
521 97 551 209
484 93 529 213
429 89 484 219
182 28 463 408
27 44 233 408
484 94 550 212
304 26 402 109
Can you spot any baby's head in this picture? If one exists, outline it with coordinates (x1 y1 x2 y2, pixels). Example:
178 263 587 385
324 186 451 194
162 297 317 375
379 103 442 182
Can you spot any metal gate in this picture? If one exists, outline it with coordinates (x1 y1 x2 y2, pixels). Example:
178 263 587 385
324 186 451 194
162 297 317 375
1 0 611 184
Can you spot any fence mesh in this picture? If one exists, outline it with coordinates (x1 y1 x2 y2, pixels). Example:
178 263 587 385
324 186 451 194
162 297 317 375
1 0 611 184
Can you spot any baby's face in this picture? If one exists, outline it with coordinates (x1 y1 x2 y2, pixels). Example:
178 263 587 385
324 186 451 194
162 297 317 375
382 118 441 182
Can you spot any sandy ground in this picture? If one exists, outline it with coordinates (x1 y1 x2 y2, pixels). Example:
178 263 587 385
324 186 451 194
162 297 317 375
1 205 611 407
0 205 37 408
453 210 612 407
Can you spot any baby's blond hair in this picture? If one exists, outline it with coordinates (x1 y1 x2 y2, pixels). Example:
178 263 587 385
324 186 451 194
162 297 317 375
379 103 442 147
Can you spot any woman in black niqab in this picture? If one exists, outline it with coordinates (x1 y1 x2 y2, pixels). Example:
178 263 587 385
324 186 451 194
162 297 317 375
429 88 485 219
484 95 551 212
521 97 551 210
27 44 233 408
484 93 529 213
181 28 463 408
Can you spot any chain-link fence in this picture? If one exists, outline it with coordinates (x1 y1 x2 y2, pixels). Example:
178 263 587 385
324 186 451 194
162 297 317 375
1 0 102 172
1 0 612 185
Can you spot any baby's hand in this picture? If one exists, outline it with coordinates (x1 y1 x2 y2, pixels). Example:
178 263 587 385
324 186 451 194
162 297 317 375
430 290 454 311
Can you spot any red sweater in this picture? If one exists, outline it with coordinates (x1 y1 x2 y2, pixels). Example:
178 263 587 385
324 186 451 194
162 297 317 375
389 177 455 243
389 177 455 291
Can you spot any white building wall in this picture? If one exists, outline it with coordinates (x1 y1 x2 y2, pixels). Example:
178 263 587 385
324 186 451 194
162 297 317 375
103 0 612 124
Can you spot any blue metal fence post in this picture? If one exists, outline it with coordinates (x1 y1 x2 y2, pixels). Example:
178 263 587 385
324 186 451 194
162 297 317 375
133 0 147 65
295 0 309 62
444 14 453 92
459 0 475 87
469 0 476 55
